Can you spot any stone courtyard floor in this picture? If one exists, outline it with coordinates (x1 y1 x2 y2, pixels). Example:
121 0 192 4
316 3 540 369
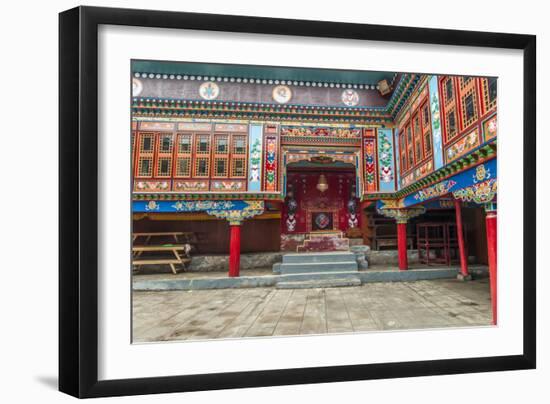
132 278 492 342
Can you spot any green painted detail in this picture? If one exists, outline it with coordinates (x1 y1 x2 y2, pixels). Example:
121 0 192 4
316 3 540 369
133 193 284 201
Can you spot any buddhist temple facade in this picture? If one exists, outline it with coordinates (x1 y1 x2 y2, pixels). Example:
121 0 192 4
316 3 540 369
131 61 497 320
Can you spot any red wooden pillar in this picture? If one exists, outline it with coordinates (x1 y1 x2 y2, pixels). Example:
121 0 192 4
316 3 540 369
397 221 408 270
454 199 470 279
229 222 242 277
485 204 497 325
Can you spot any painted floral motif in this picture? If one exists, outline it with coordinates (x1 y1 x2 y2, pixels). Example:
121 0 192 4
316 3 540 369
272 85 292 104
199 82 220 100
135 181 170 191
341 89 359 106
211 181 245 191
413 180 457 202
171 200 235 212
249 138 262 183
445 130 480 163
264 136 278 191
378 131 394 183
173 181 209 191
145 200 159 211
430 92 440 131
363 138 377 192
483 116 497 141
401 160 433 188
453 179 497 204
281 126 362 138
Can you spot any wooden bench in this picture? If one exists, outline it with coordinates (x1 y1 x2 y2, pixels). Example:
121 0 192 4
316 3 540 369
132 232 197 245
132 245 191 274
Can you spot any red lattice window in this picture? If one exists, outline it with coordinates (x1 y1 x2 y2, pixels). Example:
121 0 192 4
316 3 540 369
443 77 455 105
413 114 422 163
174 133 192 178
213 157 228 178
155 133 174 178
459 76 473 89
399 131 407 171
212 135 230 178
175 157 191 177
446 109 458 140
461 89 478 128
194 157 210 177
231 157 247 178
136 132 155 178
232 135 247 155
196 135 211 154
230 135 247 178
156 157 172 177
421 101 432 157
482 77 497 112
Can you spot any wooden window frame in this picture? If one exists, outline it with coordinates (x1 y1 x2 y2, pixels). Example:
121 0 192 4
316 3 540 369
194 156 210 178
135 132 155 178
154 132 174 178
421 100 432 158
482 77 497 113
174 133 193 178
212 134 230 178
231 157 247 178
460 88 478 129
413 113 422 164
230 135 247 179
195 134 211 154
445 108 458 141
443 77 455 105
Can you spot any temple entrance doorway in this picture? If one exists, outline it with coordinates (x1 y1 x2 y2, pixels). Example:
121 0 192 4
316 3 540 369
281 163 360 252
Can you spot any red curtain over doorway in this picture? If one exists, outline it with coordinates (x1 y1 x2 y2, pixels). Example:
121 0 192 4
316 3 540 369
282 169 358 234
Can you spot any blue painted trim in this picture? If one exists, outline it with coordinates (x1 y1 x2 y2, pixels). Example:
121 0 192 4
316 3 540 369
402 159 497 207
133 199 252 213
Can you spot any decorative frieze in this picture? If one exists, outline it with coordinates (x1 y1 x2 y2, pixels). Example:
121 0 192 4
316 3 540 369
445 129 480 163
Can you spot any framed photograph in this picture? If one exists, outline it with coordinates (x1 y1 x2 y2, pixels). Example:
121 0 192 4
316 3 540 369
59 6 536 398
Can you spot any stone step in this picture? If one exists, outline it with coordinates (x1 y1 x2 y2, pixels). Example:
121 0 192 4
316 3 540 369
282 252 356 264
276 277 361 289
277 271 361 282
279 261 358 274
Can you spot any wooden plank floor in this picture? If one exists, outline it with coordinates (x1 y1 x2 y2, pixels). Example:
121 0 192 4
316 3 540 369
132 278 492 343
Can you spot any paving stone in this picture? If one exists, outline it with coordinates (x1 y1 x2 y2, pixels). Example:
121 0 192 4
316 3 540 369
133 279 492 342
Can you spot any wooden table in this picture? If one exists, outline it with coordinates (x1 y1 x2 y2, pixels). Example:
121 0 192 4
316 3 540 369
132 244 191 274
132 232 196 244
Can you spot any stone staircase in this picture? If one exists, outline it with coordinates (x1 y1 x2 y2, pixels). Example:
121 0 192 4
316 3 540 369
296 231 350 252
273 251 361 289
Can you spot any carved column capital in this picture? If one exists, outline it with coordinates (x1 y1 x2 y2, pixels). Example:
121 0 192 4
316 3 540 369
205 201 264 224
376 206 426 224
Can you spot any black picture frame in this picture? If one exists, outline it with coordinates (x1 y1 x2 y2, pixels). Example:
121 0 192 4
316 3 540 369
59 6 536 398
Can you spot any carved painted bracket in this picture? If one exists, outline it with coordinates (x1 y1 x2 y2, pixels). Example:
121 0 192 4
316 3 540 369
205 200 265 225
377 205 426 224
